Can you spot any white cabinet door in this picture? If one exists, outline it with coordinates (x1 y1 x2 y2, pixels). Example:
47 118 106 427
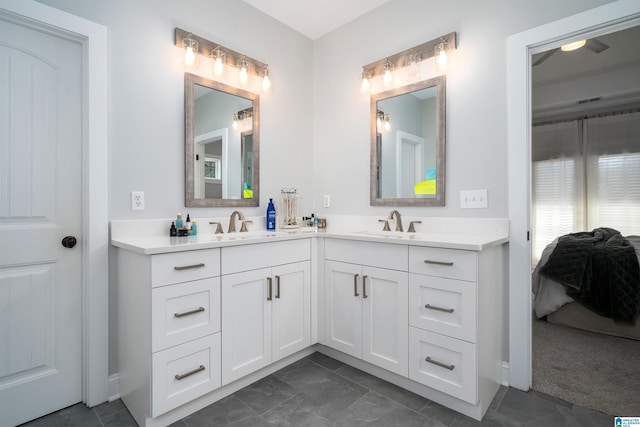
272 261 311 361
362 266 408 377
324 261 363 358
221 268 272 385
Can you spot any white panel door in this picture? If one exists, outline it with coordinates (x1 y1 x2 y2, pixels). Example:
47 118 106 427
0 13 83 427
362 266 409 376
271 261 310 361
324 261 362 358
221 268 272 385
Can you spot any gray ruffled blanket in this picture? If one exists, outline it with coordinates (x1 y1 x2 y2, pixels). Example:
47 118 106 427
539 228 640 325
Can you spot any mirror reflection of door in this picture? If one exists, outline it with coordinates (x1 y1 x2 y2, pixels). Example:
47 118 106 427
241 131 253 198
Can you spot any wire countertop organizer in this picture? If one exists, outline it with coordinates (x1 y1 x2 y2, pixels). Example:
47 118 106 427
280 188 299 229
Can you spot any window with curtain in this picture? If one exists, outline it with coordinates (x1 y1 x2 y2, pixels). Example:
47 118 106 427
532 111 640 265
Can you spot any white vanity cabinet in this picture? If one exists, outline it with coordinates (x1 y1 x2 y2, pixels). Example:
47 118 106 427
408 245 503 411
116 248 222 425
221 239 311 385
324 239 409 376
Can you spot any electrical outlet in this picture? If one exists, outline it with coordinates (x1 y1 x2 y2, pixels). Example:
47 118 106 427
323 195 331 208
131 191 145 211
460 189 488 209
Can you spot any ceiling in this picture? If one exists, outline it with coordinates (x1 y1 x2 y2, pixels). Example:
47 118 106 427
241 0 393 40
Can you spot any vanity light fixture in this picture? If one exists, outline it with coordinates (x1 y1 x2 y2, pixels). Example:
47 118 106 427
232 113 239 130
360 32 456 92
232 108 253 131
182 33 198 68
376 110 391 132
175 28 271 92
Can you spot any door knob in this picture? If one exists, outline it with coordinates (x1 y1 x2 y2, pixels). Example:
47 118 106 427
62 236 77 248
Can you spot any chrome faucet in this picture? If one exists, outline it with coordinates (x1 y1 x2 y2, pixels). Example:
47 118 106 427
388 210 403 232
228 210 245 233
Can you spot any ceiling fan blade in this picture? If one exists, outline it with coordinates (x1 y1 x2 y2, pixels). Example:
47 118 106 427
532 48 559 66
585 38 609 53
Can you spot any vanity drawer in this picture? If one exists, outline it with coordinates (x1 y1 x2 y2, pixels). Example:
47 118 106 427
409 327 477 405
222 239 310 275
152 333 221 417
409 247 476 282
151 277 221 352
324 238 407 271
409 274 476 343
152 248 220 287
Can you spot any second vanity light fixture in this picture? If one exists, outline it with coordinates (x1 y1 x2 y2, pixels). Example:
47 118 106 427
176 28 272 92
361 32 456 93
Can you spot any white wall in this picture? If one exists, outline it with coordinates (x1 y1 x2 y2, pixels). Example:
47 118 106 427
36 0 616 378
312 0 615 216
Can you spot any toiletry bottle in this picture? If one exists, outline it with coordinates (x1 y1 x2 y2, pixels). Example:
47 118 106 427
266 198 276 231
312 213 318 232
185 214 192 233
176 213 183 229
170 221 177 237
191 221 197 236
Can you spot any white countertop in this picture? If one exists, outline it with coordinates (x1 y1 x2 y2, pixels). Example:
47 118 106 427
111 227 509 255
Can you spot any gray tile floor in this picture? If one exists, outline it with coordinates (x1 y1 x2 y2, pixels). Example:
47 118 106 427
21 352 613 426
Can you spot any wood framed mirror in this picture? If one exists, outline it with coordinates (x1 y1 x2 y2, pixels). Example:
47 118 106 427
185 72 260 207
370 75 446 206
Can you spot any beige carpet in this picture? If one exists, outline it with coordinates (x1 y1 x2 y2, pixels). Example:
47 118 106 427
532 317 640 416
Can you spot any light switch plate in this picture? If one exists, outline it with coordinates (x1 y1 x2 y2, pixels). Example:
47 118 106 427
460 189 488 208
323 195 331 208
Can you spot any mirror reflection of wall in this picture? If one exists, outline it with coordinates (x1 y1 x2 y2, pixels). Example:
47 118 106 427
194 85 252 200
377 86 437 199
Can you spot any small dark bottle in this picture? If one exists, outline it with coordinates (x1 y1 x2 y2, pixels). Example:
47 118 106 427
170 221 177 237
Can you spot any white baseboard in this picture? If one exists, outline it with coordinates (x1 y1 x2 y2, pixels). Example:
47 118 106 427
108 373 120 402
501 361 510 386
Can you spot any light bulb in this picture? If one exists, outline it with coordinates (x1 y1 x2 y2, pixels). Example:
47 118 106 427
233 115 239 130
384 68 392 86
384 115 391 132
377 116 382 129
239 62 248 84
262 69 271 91
185 46 196 67
214 56 224 74
438 49 448 69
361 76 370 93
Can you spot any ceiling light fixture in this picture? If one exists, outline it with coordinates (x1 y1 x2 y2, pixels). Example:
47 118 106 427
175 28 271 92
561 39 586 52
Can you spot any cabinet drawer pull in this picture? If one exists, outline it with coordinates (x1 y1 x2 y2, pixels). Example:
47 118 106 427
275 275 281 298
423 259 454 266
362 275 368 299
174 365 205 380
425 357 455 371
267 277 273 301
174 263 205 271
425 304 454 313
174 306 205 318
353 274 360 297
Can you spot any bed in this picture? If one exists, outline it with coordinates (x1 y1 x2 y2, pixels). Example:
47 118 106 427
532 230 640 340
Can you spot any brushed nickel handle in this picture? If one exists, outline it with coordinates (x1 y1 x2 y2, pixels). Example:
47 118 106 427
354 274 360 297
275 275 281 298
209 221 223 234
362 275 368 299
174 306 205 318
425 304 454 313
426 357 455 371
408 221 422 233
174 263 205 270
423 259 454 266
175 365 205 380
267 277 273 301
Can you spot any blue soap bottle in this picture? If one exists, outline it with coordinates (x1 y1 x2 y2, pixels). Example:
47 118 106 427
266 198 276 231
